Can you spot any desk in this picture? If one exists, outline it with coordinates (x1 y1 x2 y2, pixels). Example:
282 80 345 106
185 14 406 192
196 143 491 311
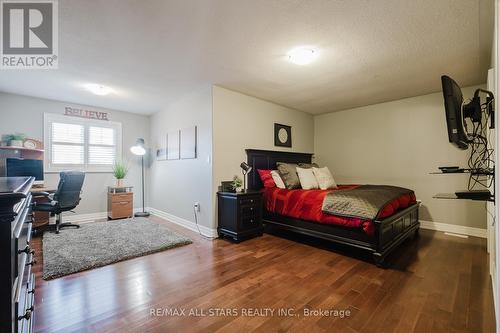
30 186 56 232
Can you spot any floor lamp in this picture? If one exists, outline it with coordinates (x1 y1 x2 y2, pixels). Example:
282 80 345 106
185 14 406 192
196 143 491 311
130 138 150 217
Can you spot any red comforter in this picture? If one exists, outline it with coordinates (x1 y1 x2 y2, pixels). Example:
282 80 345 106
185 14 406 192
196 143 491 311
262 185 416 236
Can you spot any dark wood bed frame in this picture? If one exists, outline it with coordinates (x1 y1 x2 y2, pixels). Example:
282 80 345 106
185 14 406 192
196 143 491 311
246 149 420 266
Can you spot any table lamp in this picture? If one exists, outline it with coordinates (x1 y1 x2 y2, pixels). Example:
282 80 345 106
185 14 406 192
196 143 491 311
240 162 252 192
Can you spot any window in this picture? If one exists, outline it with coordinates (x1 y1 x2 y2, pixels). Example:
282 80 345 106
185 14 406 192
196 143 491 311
44 113 122 172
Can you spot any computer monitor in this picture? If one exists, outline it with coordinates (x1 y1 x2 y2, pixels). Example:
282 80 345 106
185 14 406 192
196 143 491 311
6 158 44 185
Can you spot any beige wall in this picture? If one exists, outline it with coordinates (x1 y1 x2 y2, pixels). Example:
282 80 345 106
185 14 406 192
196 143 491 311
212 86 314 188
314 86 487 229
148 86 214 230
212 86 314 223
0 92 150 215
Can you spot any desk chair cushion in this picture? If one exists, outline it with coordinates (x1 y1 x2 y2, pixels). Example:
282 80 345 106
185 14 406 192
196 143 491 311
34 203 59 212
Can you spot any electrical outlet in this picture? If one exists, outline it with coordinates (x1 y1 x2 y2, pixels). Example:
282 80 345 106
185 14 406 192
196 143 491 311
194 202 200 212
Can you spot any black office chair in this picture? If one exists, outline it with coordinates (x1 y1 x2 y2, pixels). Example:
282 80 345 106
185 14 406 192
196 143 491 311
33 171 85 234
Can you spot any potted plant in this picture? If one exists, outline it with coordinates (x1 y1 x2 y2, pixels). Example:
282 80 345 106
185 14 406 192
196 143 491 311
112 160 129 187
2 133 26 147
232 175 243 193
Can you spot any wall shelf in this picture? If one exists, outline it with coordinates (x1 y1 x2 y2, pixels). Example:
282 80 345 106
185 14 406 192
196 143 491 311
432 168 495 203
429 168 494 176
0 146 44 153
433 193 494 202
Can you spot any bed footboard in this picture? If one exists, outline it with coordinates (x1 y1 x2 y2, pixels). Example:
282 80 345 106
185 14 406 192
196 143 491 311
372 203 420 266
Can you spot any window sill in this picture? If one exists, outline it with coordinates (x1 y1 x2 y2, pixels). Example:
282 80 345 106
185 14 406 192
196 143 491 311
44 170 114 174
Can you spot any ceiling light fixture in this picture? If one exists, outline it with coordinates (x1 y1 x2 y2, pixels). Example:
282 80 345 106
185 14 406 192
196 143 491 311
287 47 319 65
84 83 113 96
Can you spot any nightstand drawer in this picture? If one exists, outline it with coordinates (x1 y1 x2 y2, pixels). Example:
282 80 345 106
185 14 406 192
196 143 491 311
242 215 259 228
241 205 258 216
239 196 260 206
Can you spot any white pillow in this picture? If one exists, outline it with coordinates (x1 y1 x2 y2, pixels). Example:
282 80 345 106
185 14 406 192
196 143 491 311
312 167 338 190
271 170 286 189
296 167 319 190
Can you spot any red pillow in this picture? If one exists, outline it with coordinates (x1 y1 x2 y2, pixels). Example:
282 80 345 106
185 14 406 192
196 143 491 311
258 169 276 188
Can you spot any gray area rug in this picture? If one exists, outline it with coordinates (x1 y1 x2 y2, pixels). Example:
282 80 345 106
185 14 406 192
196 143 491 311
43 217 192 280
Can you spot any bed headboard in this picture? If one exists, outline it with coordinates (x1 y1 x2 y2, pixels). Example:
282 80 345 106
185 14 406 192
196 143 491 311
246 149 314 190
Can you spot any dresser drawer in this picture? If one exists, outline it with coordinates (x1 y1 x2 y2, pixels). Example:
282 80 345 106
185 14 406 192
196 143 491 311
14 253 33 332
17 273 35 333
13 197 33 278
110 192 133 203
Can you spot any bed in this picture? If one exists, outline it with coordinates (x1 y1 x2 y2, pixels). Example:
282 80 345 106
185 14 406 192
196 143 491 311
246 149 420 267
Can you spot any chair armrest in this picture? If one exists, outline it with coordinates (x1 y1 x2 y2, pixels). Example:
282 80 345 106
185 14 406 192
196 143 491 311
32 191 50 197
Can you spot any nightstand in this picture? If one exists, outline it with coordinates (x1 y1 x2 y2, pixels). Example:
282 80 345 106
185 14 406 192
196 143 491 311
217 191 263 242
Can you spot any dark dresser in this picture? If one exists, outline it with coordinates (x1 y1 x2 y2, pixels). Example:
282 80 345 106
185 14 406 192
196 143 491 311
0 177 35 333
217 191 263 242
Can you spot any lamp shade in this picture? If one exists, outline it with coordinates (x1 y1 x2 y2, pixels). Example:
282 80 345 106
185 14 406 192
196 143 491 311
130 138 146 156
240 162 252 173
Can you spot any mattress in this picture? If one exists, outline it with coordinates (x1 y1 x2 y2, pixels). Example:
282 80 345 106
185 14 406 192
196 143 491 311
262 186 417 235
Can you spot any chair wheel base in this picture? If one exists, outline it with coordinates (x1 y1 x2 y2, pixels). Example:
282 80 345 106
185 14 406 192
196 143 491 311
45 222 80 234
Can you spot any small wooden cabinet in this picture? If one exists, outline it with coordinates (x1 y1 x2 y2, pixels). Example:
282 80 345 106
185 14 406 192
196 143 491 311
107 187 133 220
217 191 263 242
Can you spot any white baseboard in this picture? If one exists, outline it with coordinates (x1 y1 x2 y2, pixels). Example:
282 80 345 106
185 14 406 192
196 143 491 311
420 220 487 238
60 208 218 238
62 208 142 224
492 269 497 321
62 212 107 223
147 207 218 238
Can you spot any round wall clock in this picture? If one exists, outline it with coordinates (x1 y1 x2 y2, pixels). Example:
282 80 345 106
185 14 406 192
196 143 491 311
23 140 37 149
274 123 292 147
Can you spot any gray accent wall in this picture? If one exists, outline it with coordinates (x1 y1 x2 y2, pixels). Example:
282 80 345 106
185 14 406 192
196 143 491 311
314 86 487 229
148 86 214 230
0 92 150 215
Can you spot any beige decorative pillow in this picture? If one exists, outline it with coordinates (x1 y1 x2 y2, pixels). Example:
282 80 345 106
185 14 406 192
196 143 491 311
271 170 286 189
298 163 319 169
276 162 301 189
296 167 319 190
312 167 338 190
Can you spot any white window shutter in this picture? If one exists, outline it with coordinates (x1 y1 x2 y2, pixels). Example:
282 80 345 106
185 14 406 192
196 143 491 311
50 122 85 165
44 113 122 172
88 126 116 165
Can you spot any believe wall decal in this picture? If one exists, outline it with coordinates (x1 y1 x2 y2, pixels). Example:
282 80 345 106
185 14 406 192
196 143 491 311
64 106 109 121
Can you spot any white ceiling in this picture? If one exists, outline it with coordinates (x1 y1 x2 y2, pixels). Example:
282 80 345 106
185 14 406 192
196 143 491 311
0 0 493 115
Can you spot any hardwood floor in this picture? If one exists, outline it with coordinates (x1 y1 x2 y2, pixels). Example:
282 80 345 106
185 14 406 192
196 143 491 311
31 217 495 333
